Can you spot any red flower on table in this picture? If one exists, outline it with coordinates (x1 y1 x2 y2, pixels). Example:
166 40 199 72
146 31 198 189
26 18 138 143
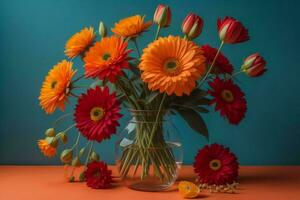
194 143 239 185
84 161 112 189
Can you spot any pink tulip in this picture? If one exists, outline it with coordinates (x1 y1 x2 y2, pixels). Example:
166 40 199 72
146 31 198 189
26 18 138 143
181 13 204 39
242 53 266 77
153 4 171 28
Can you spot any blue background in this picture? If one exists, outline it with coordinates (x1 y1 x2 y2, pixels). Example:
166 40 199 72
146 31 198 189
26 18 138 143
0 0 299 165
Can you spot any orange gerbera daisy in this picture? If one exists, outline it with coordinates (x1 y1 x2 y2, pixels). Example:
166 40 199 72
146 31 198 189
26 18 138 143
37 139 57 157
39 60 76 114
139 36 206 96
112 15 152 38
65 27 96 58
84 36 131 82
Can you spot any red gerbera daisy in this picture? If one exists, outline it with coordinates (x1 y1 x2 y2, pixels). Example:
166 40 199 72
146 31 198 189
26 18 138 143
208 77 247 124
84 36 131 82
202 44 233 74
194 143 239 185
84 161 113 189
74 86 122 142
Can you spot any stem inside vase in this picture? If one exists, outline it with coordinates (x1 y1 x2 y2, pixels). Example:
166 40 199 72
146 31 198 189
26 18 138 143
117 109 182 190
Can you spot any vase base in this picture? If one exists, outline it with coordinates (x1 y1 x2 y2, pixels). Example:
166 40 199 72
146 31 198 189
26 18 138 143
128 181 173 192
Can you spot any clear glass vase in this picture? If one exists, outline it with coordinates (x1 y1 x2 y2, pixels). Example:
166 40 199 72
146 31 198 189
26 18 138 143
115 110 183 191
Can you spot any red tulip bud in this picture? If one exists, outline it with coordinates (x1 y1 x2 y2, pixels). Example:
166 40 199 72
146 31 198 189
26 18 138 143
182 13 204 39
241 53 266 77
217 17 249 44
153 4 171 28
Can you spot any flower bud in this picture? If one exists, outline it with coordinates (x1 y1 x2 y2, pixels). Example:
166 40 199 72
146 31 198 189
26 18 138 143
89 151 100 162
60 149 73 163
182 13 204 39
72 156 81 167
79 172 85 182
69 175 75 182
45 136 58 148
79 148 85 157
153 4 171 28
45 128 55 137
241 53 266 77
217 17 249 44
99 21 107 38
59 132 68 144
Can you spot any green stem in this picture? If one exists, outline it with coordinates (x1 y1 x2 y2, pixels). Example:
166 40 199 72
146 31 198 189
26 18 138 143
84 142 94 168
53 113 72 128
116 80 141 110
63 124 76 133
55 124 76 140
70 92 80 98
183 34 190 40
71 132 81 150
72 74 85 83
155 25 161 40
132 38 141 57
198 41 224 87
147 93 166 148
71 85 89 89
230 70 244 78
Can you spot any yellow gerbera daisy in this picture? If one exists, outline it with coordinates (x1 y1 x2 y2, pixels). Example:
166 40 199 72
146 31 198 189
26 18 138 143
39 60 76 114
65 27 96 58
139 36 206 96
37 139 57 157
112 15 152 38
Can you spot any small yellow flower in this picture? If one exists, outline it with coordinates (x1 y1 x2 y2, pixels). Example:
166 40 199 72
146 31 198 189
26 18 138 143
37 139 57 157
112 15 152 38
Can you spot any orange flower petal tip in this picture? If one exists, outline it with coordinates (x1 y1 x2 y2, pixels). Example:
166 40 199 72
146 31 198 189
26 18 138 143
65 27 96 58
178 181 200 198
111 15 152 38
37 139 57 157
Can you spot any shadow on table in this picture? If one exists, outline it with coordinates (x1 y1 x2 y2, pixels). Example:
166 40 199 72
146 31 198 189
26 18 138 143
238 167 299 184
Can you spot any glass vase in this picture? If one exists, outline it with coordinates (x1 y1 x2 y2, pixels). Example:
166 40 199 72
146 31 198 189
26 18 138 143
115 109 183 191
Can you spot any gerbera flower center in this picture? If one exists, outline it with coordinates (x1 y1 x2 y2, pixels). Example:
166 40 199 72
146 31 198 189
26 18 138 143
209 159 222 171
221 89 234 102
164 59 181 75
102 53 111 61
90 107 105 122
51 80 57 89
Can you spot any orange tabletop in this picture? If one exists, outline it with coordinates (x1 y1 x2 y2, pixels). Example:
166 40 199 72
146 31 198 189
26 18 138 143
0 166 299 200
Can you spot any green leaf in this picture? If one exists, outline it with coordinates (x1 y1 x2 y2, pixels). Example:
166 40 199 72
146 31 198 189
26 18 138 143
169 88 211 108
129 61 140 77
117 76 133 95
90 79 102 88
117 94 126 102
176 108 208 139
194 106 209 113
197 97 211 105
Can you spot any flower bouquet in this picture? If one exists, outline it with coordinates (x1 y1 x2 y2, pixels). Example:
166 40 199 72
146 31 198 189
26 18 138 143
37 4 266 192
